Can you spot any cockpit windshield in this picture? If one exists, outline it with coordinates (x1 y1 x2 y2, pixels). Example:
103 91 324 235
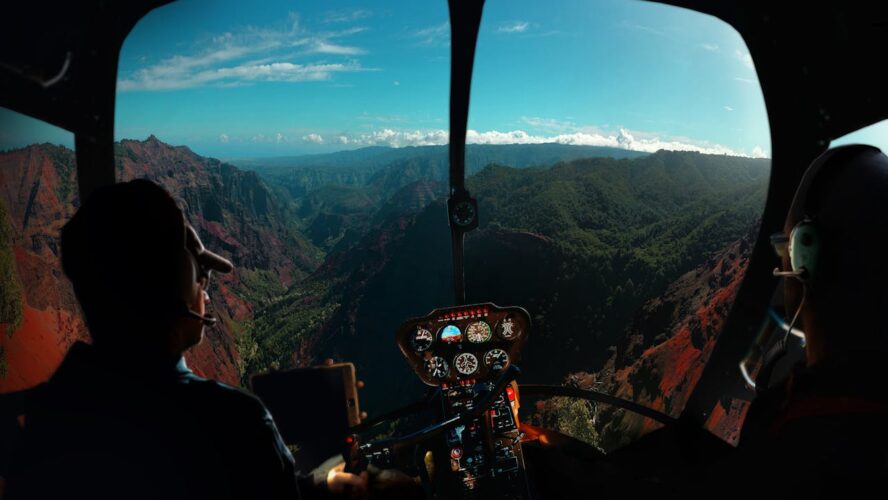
1 0 770 458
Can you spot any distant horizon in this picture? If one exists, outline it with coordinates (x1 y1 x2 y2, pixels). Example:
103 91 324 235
1 132 779 162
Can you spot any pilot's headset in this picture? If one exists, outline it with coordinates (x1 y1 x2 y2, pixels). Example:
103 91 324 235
741 145 881 391
176 224 234 326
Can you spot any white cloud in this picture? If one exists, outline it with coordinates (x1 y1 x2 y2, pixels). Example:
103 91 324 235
334 127 767 157
621 21 664 36
393 80 400 86
734 77 757 84
306 40 365 55
119 61 364 91
700 43 720 52
723 106 734 112
276 132 289 143
118 15 367 91
751 146 769 159
219 133 230 143
735 50 755 70
497 21 530 34
323 9 371 24
411 22 450 46
302 133 324 144
521 116 577 132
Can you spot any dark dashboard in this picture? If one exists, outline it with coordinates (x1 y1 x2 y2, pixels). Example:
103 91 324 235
396 304 530 386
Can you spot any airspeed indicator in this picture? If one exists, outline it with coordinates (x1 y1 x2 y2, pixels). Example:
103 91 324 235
466 321 492 343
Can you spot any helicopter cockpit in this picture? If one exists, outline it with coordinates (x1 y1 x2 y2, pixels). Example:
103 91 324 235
3 0 888 498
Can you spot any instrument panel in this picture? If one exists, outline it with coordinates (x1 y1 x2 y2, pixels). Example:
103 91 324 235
396 303 530 386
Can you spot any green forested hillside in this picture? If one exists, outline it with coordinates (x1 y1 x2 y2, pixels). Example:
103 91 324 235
250 144 648 254
246 150 770 413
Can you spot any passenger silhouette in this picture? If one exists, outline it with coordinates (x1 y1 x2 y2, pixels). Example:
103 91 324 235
698 145 888 497
2 179 366 499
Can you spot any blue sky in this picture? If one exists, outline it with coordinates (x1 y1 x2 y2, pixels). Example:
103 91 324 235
3 0 779 159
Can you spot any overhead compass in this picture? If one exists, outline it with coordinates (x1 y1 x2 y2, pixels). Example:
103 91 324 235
448 196 479 231
451 200 476 227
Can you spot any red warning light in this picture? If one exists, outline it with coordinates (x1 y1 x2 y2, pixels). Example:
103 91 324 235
505 386 516 401
345 435 355 445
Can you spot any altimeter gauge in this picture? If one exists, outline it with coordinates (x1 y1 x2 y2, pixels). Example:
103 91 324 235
466 321 492 343
425 356 450 380
484 349 510 372
454 353 479 376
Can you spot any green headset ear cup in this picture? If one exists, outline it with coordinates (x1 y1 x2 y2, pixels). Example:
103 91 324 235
788 220 820 283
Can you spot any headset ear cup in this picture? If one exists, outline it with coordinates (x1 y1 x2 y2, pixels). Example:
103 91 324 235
789 220 820 284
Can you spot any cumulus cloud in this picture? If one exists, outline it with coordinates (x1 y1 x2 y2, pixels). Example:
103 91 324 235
118 15 366 91
333 127 767 157
219 133 230 143
751 146 769 159
497 21 530 34
302 133 324 144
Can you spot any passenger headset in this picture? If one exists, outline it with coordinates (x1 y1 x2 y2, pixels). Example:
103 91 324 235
743 145 877 391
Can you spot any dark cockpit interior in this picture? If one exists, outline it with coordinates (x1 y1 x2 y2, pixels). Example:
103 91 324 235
3 1 888 498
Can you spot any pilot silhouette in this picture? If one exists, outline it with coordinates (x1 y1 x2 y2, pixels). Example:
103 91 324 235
2 179 366 499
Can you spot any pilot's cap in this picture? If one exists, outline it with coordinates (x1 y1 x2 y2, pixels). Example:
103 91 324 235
185 223 233 275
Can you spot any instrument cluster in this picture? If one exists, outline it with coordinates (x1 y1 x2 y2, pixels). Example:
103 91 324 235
396 303 530 386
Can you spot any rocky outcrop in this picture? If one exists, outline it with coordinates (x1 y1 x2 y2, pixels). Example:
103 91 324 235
0 138 318 391
565 225 757 450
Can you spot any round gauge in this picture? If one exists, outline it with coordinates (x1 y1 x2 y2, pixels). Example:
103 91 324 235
439 324 462 343
451 200 476 227
496 316 520 340
454 353 479 376
465 321 492 343
425 356 450 380
484 349 510 372
411 326 434 352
